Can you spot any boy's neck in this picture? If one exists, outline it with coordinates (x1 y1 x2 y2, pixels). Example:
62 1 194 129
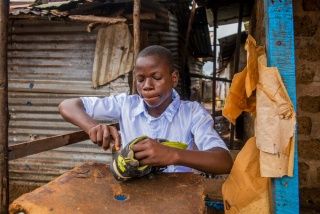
145 99 173 118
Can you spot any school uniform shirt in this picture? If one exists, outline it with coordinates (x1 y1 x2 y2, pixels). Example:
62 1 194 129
80 89 229 173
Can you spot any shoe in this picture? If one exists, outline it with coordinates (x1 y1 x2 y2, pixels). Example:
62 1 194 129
110 136 188 181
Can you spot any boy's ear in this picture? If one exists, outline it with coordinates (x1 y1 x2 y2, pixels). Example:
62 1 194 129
172 70 179 87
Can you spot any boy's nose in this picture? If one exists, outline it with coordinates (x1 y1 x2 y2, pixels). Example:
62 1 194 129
143 78 154 90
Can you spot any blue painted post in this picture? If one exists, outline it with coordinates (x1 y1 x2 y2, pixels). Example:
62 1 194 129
264 0 299 213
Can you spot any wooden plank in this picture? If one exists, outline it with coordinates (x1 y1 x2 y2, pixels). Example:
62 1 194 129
132 0 141 95
0 0 10 212
123 12 156 20
263 0 299 213
180 0 196 99
8 130 89 161
68 15 126 24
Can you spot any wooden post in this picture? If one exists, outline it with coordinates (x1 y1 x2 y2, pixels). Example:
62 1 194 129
132 0 141 95
211 7 217 123
181 0 196 99
229 0 243 149
0 0 9 213
264 0 299 213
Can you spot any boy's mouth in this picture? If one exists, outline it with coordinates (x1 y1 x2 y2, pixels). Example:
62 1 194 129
143 97 159 102
143 95 160 102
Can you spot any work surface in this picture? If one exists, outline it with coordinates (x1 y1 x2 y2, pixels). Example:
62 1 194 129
10 162 206 214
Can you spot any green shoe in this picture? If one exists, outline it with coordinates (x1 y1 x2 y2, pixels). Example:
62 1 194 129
110 136 188 181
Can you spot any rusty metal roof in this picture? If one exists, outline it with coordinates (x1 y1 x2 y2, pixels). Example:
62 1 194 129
177 4 213 58
195 0 254 26
10 0 213 59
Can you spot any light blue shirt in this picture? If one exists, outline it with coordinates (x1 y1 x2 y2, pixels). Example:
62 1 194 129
81 89 228 172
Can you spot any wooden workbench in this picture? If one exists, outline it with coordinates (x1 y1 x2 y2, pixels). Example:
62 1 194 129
9 162 206 214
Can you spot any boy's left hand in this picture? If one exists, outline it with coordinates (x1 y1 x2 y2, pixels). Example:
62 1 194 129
130 138 177 167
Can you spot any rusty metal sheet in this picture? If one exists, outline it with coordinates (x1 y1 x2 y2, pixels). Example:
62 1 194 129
188 56 204 91
92 23 133 88
6 19 113 187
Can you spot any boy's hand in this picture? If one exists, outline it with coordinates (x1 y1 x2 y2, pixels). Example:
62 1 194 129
130 138 177 166
88 124 121 151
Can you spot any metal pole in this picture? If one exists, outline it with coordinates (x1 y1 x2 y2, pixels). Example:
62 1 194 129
132 0 141 95
229 0 243 149
212 7 217 122
0 0 10 213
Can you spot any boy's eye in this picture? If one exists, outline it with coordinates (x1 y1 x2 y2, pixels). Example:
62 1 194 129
137 78 144 83
154 76 162 80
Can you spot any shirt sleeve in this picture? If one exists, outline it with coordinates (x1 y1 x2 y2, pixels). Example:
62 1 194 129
80 93 127 120
191 103 229 152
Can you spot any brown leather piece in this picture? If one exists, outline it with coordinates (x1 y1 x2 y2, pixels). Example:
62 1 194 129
10 162 205 214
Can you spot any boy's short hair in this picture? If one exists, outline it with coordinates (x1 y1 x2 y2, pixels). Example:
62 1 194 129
137 45 175 73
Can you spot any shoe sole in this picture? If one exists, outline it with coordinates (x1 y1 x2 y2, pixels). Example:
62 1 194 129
111 159 131 181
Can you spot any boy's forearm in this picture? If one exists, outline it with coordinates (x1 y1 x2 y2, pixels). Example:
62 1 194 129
173 147 233 175
59 98 99 134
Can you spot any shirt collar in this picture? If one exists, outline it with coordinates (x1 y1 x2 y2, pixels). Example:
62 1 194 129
131 89 180 122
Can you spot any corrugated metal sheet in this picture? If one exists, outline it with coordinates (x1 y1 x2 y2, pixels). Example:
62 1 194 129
8 10 180 186
8 19 130 94
176 5 212 58
8 92 114 185
148 13 182 94
190 6 213 57
218 31 247 69
188 56 204 91
195 0 254 26
8 19 129 186
92 23 134 88
9 1 171 31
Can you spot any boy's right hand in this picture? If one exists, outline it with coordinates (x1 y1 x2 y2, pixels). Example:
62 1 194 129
88 124 121 151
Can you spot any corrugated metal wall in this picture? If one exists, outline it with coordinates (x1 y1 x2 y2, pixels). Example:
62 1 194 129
148 13 182 94
8 12 181 186
8 19 129 186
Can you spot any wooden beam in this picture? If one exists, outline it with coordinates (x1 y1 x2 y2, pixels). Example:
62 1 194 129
132 0 141 95
264 0 299 213
9 15 39 19
0 0 9 212
123 12 156 20
229 0 244 150
189 73 232 82
181 0 196 99
8 130 89 161
68 15 127 24
212 7 217 122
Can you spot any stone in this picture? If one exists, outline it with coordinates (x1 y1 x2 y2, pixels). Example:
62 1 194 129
300 187 320 207
302 0 320 11
298 139 320 160
298 43 320 62
294 15 318 37
298 162 310 186
299 96 320 113
298 116 312 135
296 64 315 84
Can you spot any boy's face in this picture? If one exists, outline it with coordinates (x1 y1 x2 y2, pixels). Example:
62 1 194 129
135 54 178 112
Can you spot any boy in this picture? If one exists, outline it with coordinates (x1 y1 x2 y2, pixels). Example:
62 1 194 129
58 45 232 175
